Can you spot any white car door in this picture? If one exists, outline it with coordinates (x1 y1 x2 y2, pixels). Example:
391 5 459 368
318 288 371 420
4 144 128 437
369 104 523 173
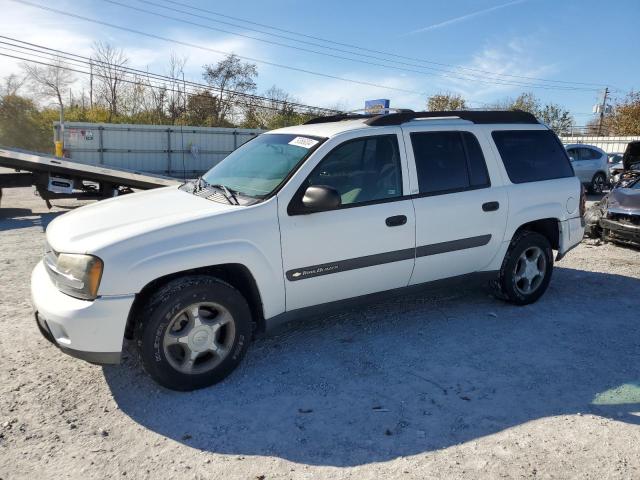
402 126 508 284
277 129 415 311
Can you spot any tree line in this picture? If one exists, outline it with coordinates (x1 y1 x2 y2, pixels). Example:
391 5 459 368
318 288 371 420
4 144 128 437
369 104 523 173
1 42 638 154
426 91 640 136
0 42 333 153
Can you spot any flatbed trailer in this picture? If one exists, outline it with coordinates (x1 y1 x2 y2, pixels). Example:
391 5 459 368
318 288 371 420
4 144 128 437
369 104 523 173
0 146 180 208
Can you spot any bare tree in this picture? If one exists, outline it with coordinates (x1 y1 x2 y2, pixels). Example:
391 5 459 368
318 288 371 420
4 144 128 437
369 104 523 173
92 41 129 121
167 52 187 123
143 73 168 123
22 57 74 143
1 74 25 97
202 54 257 125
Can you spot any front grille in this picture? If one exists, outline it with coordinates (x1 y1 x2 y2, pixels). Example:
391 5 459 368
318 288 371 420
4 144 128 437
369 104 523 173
608 212 640 226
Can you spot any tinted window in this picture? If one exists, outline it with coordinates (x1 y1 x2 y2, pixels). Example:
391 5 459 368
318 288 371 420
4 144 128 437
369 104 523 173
566 148 579 160
411 131 490 195
582 148 602 160
492 130 574 183
463 132 490 187
307 135 402 205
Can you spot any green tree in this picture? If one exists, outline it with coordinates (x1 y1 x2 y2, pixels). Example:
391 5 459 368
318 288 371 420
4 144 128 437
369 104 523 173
611 91 640 135
0 94 51 152
202 54 258 126
539 103 574 135
426 93 467 111
491 92 574 134
509 92 540 114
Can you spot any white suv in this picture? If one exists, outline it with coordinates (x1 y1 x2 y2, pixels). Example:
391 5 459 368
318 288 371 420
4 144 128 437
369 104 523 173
32 110 585 390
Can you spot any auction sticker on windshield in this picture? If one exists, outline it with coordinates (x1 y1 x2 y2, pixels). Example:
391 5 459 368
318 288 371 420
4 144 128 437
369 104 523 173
288 136 319 149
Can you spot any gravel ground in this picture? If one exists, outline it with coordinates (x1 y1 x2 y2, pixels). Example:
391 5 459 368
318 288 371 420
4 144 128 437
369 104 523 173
1 185 640 480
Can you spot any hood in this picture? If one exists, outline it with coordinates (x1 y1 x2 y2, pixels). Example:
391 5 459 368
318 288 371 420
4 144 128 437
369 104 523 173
607 187 640 213
623 141 640 171
46 186 238 253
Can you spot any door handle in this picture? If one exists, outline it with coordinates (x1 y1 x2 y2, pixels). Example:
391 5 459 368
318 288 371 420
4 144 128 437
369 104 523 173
385 215 407 227
482 201 500 212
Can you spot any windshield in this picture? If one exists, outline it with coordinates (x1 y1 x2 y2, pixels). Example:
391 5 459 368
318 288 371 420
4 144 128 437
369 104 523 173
201 133 324 198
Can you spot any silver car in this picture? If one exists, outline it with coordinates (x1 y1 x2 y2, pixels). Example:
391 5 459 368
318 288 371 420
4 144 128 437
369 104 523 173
565 144 609 193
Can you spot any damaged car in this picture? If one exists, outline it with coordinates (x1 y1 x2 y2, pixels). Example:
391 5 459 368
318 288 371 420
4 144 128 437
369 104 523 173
585 141 640 247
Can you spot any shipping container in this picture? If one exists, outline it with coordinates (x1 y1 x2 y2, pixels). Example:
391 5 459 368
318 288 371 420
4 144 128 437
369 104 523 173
55 122 265 177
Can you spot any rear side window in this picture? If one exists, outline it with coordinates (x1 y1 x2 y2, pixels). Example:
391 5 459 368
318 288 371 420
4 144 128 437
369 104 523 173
492 130 574 184
582 148 602 160
411 131 490 195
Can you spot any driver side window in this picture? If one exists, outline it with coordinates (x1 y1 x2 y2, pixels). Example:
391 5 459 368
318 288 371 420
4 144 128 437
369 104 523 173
306 135 402 206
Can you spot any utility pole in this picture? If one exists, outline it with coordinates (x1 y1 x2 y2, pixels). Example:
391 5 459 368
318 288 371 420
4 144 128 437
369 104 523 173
597 87 609 136
89 58 93 109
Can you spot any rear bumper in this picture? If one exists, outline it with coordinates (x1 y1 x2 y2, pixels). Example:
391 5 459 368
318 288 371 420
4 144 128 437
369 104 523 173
556 216 584 261
31 260 134 364
600 218 640 246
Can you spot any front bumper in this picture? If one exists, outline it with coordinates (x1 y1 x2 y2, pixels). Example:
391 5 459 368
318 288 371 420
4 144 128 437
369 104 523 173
31 261 135 364
600 218 640 247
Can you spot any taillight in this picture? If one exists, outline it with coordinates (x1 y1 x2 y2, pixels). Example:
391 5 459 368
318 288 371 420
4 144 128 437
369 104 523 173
579 184 586 218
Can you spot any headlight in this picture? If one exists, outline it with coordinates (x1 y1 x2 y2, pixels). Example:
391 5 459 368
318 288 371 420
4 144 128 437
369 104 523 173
44 250 103 300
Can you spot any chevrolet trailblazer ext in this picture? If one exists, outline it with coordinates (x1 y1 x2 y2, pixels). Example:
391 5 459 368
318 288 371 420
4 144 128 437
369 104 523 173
32 110 585 390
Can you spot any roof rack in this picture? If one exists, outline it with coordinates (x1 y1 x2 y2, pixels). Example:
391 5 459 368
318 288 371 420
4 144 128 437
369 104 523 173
365 110 538 126
303 107 414 125
303 109 539 126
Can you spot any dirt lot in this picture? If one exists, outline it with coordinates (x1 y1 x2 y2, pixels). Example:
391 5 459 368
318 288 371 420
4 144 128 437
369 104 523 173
1 185 640 480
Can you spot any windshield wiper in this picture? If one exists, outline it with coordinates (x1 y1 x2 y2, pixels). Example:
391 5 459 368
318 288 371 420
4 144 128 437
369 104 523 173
193 176 207 192
209 183 240 205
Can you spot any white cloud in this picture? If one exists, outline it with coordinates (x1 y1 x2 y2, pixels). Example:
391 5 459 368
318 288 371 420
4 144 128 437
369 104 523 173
406 0 528 35
0 1 263 89
430 38 557 105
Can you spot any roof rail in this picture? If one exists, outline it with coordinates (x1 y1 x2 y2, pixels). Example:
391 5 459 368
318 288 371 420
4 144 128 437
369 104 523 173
303 109 539 127
303 107 414 125
364 110 539 126
303 113 375 125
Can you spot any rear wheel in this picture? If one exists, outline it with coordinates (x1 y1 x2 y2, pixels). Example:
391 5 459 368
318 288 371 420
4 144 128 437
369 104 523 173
493 231 553 305
589 172 607 194
135 275 251 391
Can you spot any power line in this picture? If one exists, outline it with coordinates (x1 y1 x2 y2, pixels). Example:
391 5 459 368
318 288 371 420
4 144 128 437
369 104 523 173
146 0 610 89
0 50 307 116
0 42 336 114
98 0 602 92
0 36 339 114
11 0 428 97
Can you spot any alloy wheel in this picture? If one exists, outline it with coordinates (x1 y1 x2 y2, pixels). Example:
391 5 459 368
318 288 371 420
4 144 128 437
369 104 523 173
162 302 235 375
513 246 546 296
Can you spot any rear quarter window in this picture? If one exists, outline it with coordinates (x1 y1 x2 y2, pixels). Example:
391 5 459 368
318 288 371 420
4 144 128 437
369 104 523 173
492 130 574 184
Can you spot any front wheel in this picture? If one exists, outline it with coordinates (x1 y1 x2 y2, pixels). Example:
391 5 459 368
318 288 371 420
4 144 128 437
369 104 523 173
493 231 553 305
135 276 252 391
589 172 607 194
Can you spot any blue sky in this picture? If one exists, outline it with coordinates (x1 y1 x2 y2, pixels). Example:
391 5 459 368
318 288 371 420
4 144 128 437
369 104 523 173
2 0 638 125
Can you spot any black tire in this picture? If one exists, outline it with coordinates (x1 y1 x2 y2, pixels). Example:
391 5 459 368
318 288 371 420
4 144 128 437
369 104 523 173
492 231 554 306
589 172 607 194
134 275 251 391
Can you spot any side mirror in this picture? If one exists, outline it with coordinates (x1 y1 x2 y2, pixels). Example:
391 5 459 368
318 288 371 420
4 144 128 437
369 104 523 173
301 185 341 212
